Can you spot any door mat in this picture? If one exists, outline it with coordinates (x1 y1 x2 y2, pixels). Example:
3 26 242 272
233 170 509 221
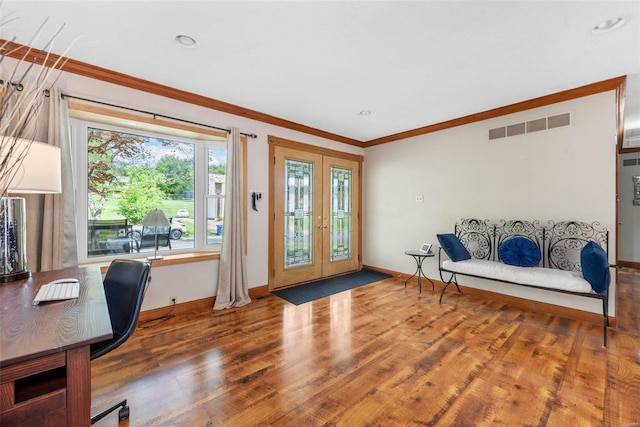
272 269 391 305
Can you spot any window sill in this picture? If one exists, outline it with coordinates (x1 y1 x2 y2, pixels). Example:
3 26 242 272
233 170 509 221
81 251 220 273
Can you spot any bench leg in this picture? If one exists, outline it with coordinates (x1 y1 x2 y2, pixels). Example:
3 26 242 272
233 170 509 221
438 272 461 304
602 297 608 347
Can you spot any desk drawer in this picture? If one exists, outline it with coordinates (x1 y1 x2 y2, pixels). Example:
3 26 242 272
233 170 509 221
0 353 68 426
0 388 66 427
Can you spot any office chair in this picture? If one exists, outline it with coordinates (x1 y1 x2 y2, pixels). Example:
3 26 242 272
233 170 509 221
90 259 151 425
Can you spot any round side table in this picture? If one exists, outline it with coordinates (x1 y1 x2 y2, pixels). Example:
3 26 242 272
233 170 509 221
404 250 435 293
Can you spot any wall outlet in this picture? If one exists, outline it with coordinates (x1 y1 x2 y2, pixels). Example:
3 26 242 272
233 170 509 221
170 296 177 305
415 195 424 203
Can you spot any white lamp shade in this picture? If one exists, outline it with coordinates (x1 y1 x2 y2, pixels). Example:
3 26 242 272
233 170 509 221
5 138 62 193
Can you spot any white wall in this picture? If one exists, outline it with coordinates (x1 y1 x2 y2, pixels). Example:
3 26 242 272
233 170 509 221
1 58 363 310
141 259 219 311
363 91 618 315
618 152 640 263
2 58 620 314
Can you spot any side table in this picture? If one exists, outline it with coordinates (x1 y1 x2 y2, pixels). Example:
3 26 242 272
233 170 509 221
404 250 435 292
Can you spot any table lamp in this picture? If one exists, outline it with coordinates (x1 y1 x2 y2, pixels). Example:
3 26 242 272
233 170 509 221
141 209 170 261
1 139 62 282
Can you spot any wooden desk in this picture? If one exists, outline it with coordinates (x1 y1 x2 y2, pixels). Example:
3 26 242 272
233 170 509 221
0 266 112 427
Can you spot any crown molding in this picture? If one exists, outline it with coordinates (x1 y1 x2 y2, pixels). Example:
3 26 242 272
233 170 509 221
0 39 364 147
0 40 625 150
364 76 627 147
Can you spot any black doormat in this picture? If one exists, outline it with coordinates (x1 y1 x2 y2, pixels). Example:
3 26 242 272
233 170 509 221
272 269 391 305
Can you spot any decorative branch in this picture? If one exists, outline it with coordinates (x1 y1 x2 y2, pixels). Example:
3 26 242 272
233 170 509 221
0 9 69 199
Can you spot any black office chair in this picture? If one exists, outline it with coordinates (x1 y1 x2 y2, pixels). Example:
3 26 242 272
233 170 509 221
90 259 151 425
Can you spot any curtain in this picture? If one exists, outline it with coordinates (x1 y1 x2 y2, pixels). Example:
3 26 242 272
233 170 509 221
214 127 250 309
58 95 78 268
23 86 78 271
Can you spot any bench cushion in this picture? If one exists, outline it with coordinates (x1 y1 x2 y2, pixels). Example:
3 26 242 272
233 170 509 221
441 259 593 293
498 236 541 267
437 233 471 262
581 241 610 293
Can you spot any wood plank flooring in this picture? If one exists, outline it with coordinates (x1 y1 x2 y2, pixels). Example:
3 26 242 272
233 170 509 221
92 269 640 426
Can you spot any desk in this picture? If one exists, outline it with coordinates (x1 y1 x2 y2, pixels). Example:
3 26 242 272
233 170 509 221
0 266 112 427
404 250 435 293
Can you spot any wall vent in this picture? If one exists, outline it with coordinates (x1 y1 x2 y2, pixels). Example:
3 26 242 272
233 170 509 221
489 112 571 140
506 122 526 136
526 118 546 133
488 127 506 139
622 158 639 167
547 112 571 129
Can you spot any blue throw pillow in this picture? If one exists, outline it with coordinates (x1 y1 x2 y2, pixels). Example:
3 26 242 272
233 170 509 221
437 233 471 262
498 236 541 267
581 241 610 293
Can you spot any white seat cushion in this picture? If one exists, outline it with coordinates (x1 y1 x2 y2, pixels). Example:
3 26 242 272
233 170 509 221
442 259 593 293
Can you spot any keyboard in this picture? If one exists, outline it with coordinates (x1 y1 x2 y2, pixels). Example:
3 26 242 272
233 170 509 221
33 281 80 305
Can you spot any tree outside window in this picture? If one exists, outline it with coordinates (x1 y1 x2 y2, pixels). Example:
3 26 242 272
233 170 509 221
86 127 197 257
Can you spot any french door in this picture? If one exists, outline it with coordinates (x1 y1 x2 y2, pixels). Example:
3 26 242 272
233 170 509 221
269 137 362 290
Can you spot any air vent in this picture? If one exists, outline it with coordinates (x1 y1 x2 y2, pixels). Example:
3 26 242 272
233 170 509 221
507 123 525 136
489 112 571 140
622 158 639 167
526 118 546 133
489 127 506 139
547 112 571 129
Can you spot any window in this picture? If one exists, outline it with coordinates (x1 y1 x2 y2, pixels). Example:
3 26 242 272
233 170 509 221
207 147 226 244
71 117 227 262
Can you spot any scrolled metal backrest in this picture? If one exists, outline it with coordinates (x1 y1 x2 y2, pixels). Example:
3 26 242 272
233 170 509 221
455 218 493 260
494 220 545 266
545 220 608 272
452 219 608 270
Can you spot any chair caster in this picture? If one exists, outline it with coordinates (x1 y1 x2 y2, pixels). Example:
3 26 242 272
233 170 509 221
91 399 129 424
118 404 130 421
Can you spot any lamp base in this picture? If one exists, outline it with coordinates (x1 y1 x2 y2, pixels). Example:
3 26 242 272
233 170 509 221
147 255 164 261
1 198 29 281
0 269 31 283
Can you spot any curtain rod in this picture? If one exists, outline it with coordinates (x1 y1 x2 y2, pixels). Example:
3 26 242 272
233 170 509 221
61 93 258 139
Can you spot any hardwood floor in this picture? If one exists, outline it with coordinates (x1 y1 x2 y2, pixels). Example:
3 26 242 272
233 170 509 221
91 269 640 426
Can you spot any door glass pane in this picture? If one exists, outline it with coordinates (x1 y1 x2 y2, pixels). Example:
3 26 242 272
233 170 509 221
330 167 352 261
284 159 313 269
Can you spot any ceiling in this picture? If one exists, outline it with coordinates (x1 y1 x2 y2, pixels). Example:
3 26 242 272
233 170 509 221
1 1 639 144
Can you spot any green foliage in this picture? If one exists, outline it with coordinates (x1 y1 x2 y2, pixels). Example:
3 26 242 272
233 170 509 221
210 164 226 175
117 166 165 224
87 129 146 219
100 199 191 218
86 128 214 239
156 155 194 199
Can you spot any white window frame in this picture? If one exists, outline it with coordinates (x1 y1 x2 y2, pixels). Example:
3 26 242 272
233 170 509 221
70 117 226 264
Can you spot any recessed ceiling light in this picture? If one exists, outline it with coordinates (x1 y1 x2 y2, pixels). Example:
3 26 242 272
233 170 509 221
592 16 628 35
175 34 198 48
358 110 372 116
